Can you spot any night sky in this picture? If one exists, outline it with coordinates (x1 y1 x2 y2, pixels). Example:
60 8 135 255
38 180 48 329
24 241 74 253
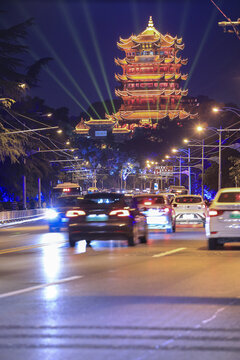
2 0 240 116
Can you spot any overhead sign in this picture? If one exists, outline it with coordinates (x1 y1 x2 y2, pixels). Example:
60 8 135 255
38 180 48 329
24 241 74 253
154 166 173 176
95 131 107 137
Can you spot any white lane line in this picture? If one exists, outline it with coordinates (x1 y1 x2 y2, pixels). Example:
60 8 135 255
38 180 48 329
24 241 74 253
152 247 186 258
0 275 83 299
10 233 29 237
202 307 225 324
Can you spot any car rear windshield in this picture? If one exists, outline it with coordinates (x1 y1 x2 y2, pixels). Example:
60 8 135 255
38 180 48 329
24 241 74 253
218 192 240 203
175 196 202 203
54 196 82 207
135 196 165 205
84 194 124 204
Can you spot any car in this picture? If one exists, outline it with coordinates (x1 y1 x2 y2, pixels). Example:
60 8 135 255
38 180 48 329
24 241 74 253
66 192 148 247
168 186 189 195
46 195 83 232
172 194 207 226
133 194 175 233
206 188 240 250
158 192 175 204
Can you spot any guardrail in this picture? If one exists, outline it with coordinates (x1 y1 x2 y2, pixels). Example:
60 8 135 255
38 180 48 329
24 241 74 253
0 209 47 226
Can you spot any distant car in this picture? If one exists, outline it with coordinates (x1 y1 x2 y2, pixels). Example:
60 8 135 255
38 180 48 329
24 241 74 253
66 192 148 247
158 192 175 204
133 194 175 233
206 188 240 250
87 187 98 193
172 195 207 226
168 186 189 195
46 195 83 232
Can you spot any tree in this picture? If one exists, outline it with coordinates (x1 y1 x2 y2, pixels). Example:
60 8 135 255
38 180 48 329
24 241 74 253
0 122 26 163
0 17 52 163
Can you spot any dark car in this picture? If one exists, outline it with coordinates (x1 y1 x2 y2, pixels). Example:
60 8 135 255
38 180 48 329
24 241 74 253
46 195 83 232
66 192 148 247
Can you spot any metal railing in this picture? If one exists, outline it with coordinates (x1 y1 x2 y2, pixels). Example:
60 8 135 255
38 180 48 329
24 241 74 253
0 209 46 226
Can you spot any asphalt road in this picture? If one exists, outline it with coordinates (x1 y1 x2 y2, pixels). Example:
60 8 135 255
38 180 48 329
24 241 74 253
0 220 240 360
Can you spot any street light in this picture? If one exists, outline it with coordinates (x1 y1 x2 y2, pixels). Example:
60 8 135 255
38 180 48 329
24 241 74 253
173 145 192 194
212 106 240 118
171 148 182 186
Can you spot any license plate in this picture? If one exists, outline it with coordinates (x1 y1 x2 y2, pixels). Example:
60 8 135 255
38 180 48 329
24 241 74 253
182 214 195 219
147 216 167 225
86 214 108 222
230 213 240 219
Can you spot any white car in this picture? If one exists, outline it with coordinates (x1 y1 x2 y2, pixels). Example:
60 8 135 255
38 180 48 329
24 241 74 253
206 188 240 250
172 195 207 226
133 194 175 233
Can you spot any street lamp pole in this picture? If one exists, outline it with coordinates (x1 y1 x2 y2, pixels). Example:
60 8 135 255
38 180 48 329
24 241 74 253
188 147 191 194
218 127 222 190
179 155 182 186
201 138 204 198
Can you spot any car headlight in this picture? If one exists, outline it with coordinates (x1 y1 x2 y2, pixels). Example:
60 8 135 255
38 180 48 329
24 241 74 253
46 209 59 219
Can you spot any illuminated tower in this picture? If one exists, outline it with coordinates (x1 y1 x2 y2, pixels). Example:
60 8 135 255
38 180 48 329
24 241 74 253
108 16 195 129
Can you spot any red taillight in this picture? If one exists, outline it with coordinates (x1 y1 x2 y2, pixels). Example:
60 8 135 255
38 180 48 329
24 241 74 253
209 209 224 217
66 210 86 217
109 209 130 217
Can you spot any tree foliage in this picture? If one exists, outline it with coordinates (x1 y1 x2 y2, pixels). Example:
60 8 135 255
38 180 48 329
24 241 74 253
0 122 26 163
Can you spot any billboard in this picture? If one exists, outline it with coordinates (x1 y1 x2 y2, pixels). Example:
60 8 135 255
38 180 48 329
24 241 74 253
95 131 107 137
154 166 173 176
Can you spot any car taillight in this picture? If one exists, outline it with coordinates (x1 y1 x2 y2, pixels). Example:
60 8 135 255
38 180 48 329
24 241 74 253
66 210 86 217
209 209 224 217
144 201 152 206
109 209 130 217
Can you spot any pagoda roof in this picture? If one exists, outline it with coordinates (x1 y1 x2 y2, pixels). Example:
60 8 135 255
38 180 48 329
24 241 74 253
117 17 184 51
112 127 131 134
115 56 188 66
115 89 188 97
110 109 197 121
85 118 116 126
75 128 90 135
115 73 188 82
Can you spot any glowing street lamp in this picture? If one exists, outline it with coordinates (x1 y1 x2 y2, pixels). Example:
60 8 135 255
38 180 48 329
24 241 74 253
183 138 189 144
171 148 178 153
196 125 204 132
18 83 27 90
212 106 240 118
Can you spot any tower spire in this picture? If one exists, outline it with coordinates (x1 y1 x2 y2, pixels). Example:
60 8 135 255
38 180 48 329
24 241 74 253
148 16 154 28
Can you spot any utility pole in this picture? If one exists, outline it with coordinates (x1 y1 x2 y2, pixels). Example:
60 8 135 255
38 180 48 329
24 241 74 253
201 139 204 198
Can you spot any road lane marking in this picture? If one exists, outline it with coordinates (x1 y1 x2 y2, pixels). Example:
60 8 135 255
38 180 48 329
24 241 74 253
0 275 83 299
152 247 186 258
0 241 66 255
202 307 225 325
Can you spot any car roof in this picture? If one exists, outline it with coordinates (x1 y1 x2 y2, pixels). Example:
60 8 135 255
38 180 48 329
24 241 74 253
84 192 124 198
134 193 166 197
217 187 240 193
173 194 202 199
